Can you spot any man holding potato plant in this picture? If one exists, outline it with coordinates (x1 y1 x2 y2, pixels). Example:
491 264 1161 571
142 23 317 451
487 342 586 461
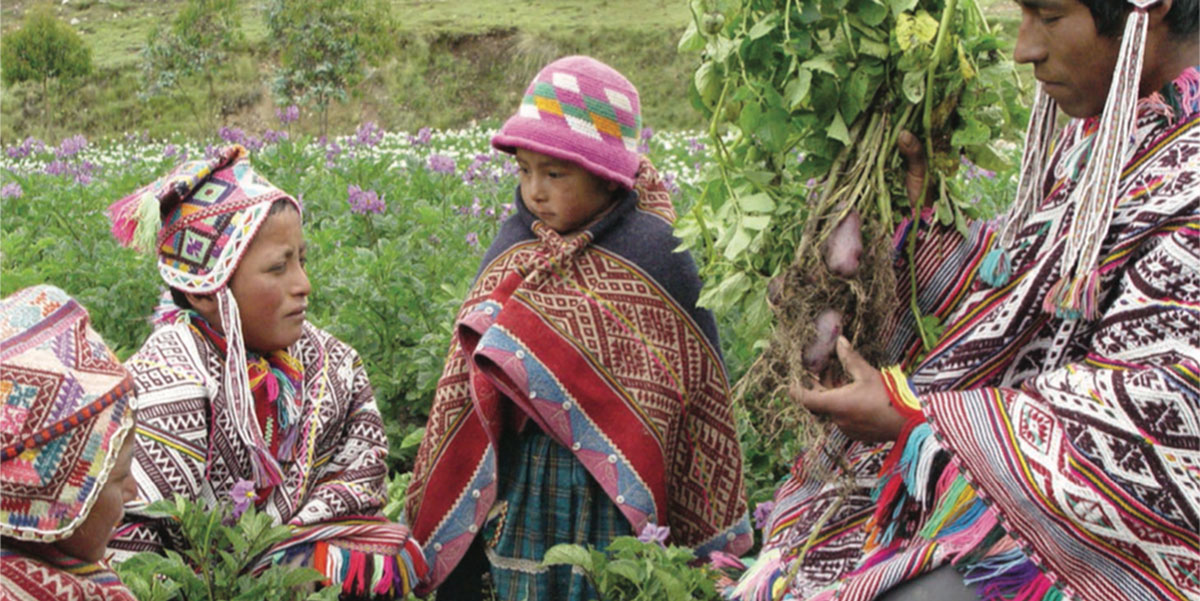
728 0 1199 599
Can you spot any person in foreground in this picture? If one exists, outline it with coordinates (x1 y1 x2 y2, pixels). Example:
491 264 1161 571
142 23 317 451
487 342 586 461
728 0 1199 599
104 146 425 598
403 55 751 599
1 285 139 601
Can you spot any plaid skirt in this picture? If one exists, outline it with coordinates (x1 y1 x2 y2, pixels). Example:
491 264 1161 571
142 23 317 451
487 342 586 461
482 427 632 601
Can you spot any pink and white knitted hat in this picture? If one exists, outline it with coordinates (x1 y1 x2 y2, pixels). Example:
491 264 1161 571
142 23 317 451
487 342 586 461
492 56 643 189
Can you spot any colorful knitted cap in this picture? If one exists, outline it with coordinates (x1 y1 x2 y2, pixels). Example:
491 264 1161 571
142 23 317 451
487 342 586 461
1 285 137 542
108 145 300 294
492 55 643 189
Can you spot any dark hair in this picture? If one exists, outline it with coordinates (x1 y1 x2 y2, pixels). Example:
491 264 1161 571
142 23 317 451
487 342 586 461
1080 0 1198 37
168 198 298 311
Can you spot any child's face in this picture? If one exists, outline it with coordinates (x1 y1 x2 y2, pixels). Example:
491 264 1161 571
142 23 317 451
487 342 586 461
515 148 620 235
191 206 310 353
53 429 137 563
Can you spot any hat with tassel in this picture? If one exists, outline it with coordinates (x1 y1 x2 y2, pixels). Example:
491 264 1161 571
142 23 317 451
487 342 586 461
978 0 1163 321
107 145 300 487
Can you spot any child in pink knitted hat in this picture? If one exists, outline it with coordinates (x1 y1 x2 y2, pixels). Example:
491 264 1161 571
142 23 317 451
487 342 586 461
404 55 751 600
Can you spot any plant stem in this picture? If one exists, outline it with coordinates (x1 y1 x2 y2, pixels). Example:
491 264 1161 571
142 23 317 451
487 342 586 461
910 0 960 350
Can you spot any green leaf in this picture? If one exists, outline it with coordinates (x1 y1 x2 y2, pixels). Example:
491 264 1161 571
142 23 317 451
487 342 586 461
889 0 919 15
800 56 837 77
902 69 926 104
738 193 775 213
895 10 940 52
951 116 990 147
858 37 890 59
742 215 772 230
723 226 753 261
605 558 644 583
855 0 888 26
748 12 778 39
826 111 851 146
678 21 705 53
784 69 813 111
542 544 594 571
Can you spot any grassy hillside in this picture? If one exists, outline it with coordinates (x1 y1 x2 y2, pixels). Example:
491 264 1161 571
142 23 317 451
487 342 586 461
0 0 1020 145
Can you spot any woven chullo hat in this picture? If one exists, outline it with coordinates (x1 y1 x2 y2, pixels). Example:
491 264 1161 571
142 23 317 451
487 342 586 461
492 55 643 189
1 285 136 542
108 145 300 487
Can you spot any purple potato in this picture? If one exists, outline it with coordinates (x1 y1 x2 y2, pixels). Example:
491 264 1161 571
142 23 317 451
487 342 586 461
823 209 862 277
803 309 843 373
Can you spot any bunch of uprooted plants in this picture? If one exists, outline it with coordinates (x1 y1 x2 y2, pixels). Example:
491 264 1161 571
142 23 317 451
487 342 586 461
683 0 1024 491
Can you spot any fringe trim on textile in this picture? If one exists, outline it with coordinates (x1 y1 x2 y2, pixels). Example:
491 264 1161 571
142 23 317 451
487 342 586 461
310 539 429 597
727 548 793 601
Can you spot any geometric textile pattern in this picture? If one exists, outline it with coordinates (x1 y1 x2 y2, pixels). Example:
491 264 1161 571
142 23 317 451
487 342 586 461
733 70 1200 601
1 544 136 601
406 176 750 593
0 285 136 543
109 321 390 568
110 145 298 294
519 74 641 152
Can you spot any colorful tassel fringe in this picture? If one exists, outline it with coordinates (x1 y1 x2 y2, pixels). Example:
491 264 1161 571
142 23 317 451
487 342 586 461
310 537 429 597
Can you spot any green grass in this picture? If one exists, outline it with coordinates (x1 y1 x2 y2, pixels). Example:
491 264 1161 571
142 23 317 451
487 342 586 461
1 0 1022 144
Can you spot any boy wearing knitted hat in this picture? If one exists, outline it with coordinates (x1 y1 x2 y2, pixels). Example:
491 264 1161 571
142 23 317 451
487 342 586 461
404 56 751 599
104 146 425 598
1 285 139 601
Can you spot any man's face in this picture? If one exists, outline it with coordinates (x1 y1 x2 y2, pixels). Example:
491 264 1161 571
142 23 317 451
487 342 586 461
1014 0 1123 118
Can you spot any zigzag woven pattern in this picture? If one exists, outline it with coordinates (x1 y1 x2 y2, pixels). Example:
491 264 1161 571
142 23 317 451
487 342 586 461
519 71 642 152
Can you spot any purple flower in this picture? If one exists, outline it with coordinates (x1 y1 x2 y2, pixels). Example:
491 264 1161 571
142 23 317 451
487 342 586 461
218 126 245 145
43 160 67 176
6 136 44 159
353 121 384 147
753 500 776 530
640 126 654 141
687 137 707 154
263 129 289 144
409 126 432 146
347 184 386 214
662 172 680 196
1 182 23 198
465 232 480 248
469 196 482 217
326 142 343 165
637 522 670 548
427 154 456 175
55 134 88 159
276 104 300 125
205 144 222 160
230 478 257 520
499 203 515 221
242 136 264 152
163 144 178 158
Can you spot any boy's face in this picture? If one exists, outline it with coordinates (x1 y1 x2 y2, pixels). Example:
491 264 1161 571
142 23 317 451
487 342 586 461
53 429 137 563
228 207 310 353
192 206 310 353
515 148 620 235
1013 0 1122 118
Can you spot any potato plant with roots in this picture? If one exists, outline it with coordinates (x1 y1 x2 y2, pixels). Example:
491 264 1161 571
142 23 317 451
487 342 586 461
676 0 1025 492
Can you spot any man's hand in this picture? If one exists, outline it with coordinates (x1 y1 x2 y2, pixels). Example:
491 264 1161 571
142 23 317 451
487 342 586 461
790 337 907 442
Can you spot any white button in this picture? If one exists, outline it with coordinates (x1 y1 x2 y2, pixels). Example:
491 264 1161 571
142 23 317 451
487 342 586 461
607 454 617 464
616 495 625 504
562 401 571 410
571 442 581 451
484 307 494 315
515 350 526 359
529 390 538 399
468 524 478 533
471 489 481 499
726 532 735 541
434 542 443 551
